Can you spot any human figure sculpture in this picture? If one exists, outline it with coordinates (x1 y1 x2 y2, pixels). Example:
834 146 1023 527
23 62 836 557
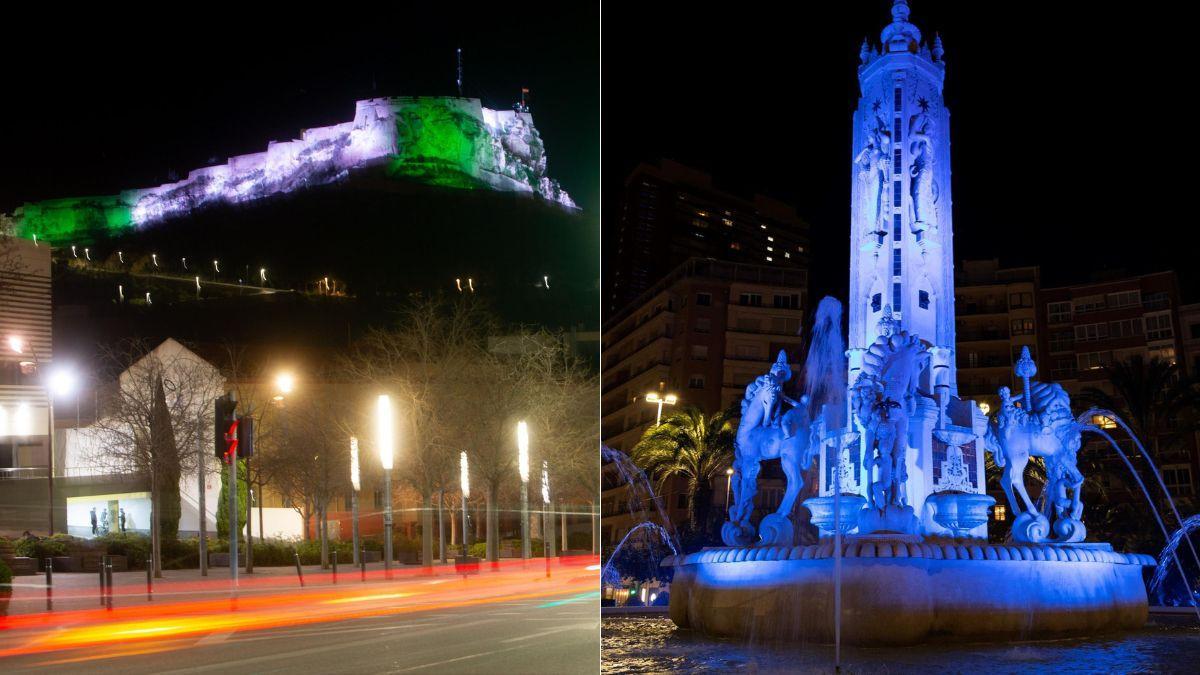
724 350 817 547
908 102 938 230
855 115 891 236
984 373 1085 543
851 315 929 534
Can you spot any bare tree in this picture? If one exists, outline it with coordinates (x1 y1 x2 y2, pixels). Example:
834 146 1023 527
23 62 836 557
82 338 224 576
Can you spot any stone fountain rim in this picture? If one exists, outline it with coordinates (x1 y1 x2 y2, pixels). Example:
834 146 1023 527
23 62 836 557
661 540 1156 567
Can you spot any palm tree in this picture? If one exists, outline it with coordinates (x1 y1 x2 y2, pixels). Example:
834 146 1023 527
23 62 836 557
1077 356 1199 457
629 406 736 534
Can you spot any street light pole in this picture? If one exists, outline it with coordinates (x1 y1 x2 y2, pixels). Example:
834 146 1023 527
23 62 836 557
725 467 734 516
517 421 530 560
376 395 395 578
437 489 445 563
460 452 470 559
350 437 361 566
644 387 678 426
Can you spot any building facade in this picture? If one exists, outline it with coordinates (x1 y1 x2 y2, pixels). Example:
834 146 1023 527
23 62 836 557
954 260 1042 412
601 258 807 453
1039 271 1184 396
606 159 810 314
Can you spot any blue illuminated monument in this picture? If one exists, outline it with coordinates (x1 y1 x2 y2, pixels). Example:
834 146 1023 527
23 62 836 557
666 1 1159 645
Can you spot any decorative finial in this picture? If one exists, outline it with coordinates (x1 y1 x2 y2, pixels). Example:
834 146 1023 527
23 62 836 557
1015 346 1037 379
892 0 911 23
860 37 871 64
1015 346 1037 410
877 305 898 337
932 32 944 61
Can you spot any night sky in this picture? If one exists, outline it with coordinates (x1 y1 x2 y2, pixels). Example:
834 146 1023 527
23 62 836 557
603 2 1193 302
0 6 599 214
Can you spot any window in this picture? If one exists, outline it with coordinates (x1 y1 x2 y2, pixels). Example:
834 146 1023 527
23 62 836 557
893 282 902 312
893 116 902 143
1011 319 1035 335
1050 356 1076 380
730 241 742 250
893 87 902 112
690 345 708 361
739 293 763 307
773 294 801 310
1073 295 1106 314
1108 318 1143 338
1107 290 1140 309
919 290 930 310
1048 301 1072 323
1077 351 1112 371
1074 323 1108 342
696 292 712 306
992 504 1007 521
1144 291 1170 310
1148 345 1177 364
872 293 882 313
893 149 902 175
688 374 705 389
374 489 385 509
893 213 902 240
892 248 902 276
1009 292 1033 308
893 181 902 207
691 218 708 229
695 317 711 333
1145 312 1173 340
1049 330 1074 352
1091 414 1117 429
1190 323 1200 340
1163 464 1194 497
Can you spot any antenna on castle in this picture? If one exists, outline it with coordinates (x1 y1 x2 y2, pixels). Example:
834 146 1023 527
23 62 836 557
456 47 463 97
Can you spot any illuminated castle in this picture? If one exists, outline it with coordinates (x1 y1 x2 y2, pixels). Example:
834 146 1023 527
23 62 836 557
10 97 576 244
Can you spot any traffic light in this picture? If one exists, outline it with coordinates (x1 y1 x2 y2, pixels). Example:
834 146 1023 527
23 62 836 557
215 394 237 459
237 416 254 458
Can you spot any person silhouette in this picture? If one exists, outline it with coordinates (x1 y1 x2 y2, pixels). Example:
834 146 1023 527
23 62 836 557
90 507 98 535
119 508 126 533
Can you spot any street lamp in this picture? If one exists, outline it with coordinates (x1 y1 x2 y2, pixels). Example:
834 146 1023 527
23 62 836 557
725 467 734 516
644 391 677 426
517 420 530 560
376 395 395 576
350 436 361 566
460 451 470 559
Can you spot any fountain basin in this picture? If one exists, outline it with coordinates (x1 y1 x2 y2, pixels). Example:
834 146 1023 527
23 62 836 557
664 538 1154 646
926 491 995 537
804 495 867 535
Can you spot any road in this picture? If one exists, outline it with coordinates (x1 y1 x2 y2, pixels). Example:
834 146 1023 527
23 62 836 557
0 558 599 673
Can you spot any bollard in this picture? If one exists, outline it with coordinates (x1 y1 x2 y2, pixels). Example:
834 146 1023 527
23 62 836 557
361 548 367 582
146 560 153 600
105 562 114 610
293 551 305 587
44 557 53 612
99 555 107 605
332 550 338 584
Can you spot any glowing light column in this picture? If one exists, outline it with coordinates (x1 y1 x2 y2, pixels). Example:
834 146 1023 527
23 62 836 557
376 395 395 577
542 460 555 559
517 421 531 560
350 436 361 566
460 452 470 559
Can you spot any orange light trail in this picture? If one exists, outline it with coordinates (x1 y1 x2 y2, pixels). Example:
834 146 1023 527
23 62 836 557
0 556 599 662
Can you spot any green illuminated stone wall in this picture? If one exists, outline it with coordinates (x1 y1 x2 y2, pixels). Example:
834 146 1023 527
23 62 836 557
14 196 134 243
386 98 492 189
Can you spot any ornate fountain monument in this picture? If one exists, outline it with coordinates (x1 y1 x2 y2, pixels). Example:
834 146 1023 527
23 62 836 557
663 1 1157 645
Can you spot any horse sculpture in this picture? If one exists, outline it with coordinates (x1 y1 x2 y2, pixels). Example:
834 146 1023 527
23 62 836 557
984 381 1084 543
723 350 817 547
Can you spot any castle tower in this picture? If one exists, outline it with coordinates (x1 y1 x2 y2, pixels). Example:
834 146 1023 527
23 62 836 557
823 2 987 535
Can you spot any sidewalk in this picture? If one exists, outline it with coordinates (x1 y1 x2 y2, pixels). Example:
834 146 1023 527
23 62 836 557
2 556 596 617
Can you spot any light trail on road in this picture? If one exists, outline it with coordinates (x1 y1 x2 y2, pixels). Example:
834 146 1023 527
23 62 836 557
0 556 599 664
